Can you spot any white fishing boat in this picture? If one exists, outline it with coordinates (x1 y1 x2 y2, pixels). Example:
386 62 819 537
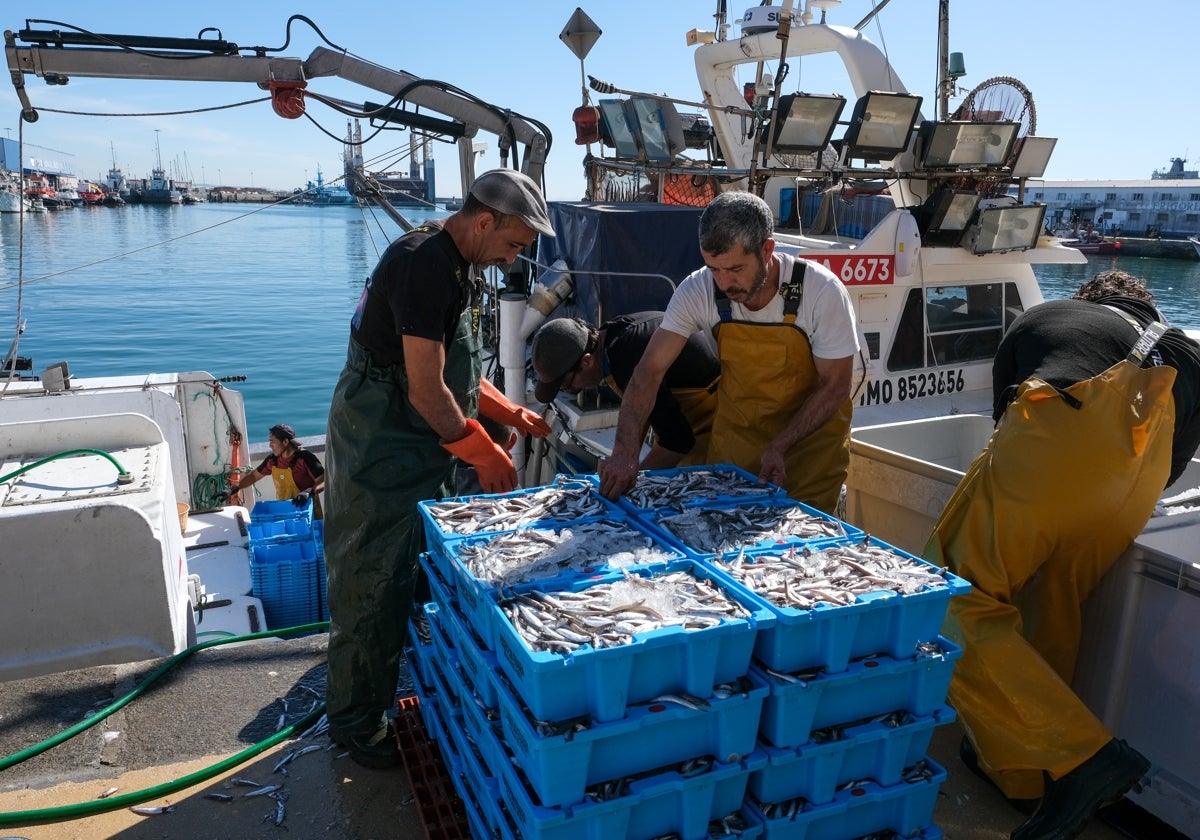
0 174 31 213
0 4 1195 838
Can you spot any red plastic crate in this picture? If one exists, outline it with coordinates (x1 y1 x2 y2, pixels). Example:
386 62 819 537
394 694 471 840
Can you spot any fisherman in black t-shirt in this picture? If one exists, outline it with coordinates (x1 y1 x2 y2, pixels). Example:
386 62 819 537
531 312 721 469
924 270 1200 840
323 170 555 770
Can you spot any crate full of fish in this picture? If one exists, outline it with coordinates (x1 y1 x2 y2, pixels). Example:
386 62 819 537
745 758 945 840
643 497 861 561
418 477 618 560
751 638 961 749
748 705 955 806
706 536 970 674
613 464 785 516
492 560 775 724
444 514 686 649
495 664 767 809
492 727 767 840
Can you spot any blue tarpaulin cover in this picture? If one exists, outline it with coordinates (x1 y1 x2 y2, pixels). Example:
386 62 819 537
541 202 705 324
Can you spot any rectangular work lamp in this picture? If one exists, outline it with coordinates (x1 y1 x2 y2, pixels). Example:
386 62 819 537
842 91 923 159
966 203 1046 255
767 93 846 153
1010 136 1058 178
918 120 1020 169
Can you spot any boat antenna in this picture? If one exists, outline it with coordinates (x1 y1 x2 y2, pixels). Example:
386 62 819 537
852 0 895 31
754 1 797 188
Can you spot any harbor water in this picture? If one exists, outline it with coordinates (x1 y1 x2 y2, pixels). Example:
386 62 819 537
3 204 1199 440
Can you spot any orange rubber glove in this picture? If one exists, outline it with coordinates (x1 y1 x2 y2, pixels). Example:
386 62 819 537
442 418 519 494
478 377 552 438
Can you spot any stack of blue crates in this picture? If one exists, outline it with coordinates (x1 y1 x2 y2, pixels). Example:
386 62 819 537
406 466 969 840
247 498 328 629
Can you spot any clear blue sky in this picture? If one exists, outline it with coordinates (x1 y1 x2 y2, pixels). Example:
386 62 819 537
2 2 1191 200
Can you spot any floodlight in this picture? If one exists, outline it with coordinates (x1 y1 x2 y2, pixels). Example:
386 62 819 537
929 190 980 233
627 96 685 162
966 204 1046 254
842 91 923 159
767 93 846 154
1010 136 1058 178
597 99 641 158
918 121 1020 169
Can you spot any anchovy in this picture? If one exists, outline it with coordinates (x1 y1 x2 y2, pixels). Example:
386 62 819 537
455 518 677 588
98 787 119 799
274 743 324 772
500 568 749 654
205 792 234 802
713 539 948 610
243 784 283 798
129 805 176 815
425 478 605 535
656 503 845 554
231 776 262 787
624 467 779 510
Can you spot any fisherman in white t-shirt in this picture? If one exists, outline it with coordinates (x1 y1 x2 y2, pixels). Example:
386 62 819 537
599 191 859 512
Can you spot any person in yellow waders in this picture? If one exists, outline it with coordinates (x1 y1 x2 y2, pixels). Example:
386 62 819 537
599 192 860 512
530 312 720 470
228 423 326 518
924 271 1200 840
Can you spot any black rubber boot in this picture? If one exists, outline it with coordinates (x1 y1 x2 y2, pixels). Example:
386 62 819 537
332 725 402 770
1010 738 1150 840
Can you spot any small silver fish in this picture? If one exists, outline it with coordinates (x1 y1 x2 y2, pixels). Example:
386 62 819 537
98 786 119 799
129 805 175 815
243 784 283 798
205 792 234 802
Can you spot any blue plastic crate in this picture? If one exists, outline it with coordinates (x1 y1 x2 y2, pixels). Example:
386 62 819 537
405 633 441 740
706 536 970 674
250 538 323 629
445 515 684 650
448 693 504 837
492 559 775 723
419 552 457 611
249 497 313 524
747 758 946 840
442 598 500 708
643 498 861 561
748 705 956 805
753 638 962 749
247 517 314 544
418 478 620 561
458 676 506 773
311 520 328 621
495 737 766 840
613 464 785 517
495 666 767 808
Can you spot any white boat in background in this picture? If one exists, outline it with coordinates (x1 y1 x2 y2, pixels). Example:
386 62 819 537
0 5 1195 838
0 176 31 213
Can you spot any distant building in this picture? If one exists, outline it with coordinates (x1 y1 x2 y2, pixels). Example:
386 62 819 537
1016 158 1200 239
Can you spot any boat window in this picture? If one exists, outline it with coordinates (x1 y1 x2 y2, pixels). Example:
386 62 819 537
887 282 1027 371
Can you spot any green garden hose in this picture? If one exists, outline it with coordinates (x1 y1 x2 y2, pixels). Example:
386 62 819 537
0 621 330 826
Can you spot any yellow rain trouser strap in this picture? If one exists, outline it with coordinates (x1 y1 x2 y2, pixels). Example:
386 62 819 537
924 359 1176 799
709 320 850 512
